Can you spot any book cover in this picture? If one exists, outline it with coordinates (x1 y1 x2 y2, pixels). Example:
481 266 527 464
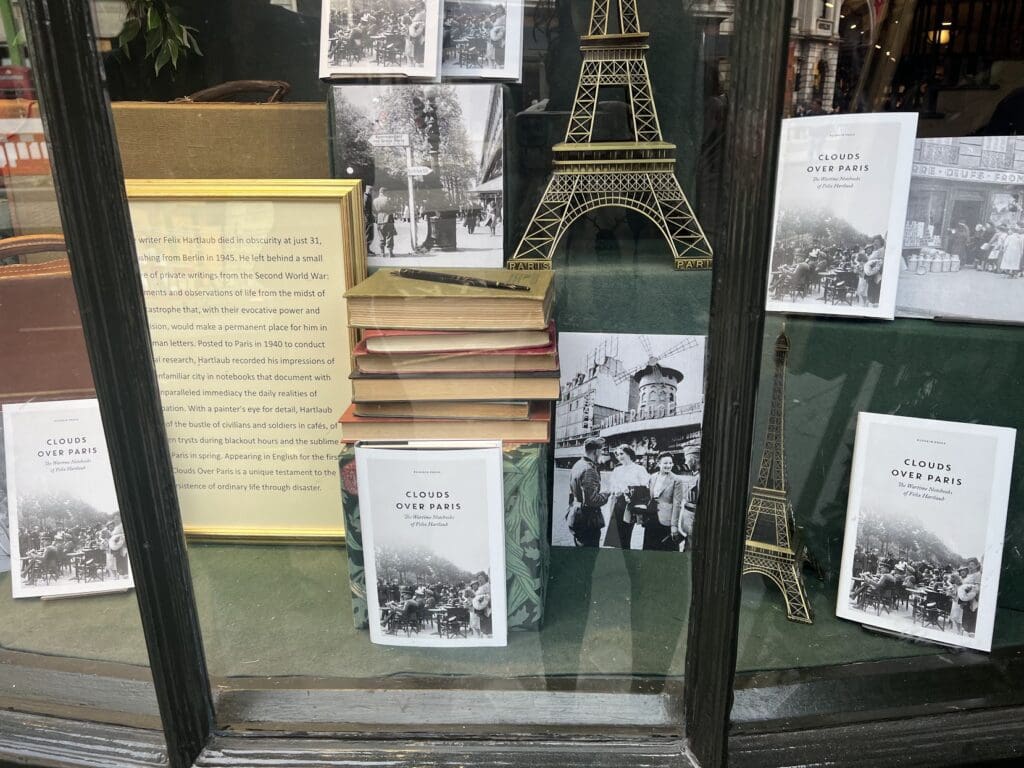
353 400 531 421
765 113 918 320
355 441 507 647
3 399 134 599
350 369 561 402
345 268 552 300
895 135 1024 325
353 339 557 374
362 325 554 354
837 412 1015 652
346 268 554 329
340 443 550 632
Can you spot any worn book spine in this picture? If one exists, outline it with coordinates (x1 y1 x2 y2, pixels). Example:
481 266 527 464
340 442 550 631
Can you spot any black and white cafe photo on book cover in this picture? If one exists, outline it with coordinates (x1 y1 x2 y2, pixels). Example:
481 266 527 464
896 136 1024 325
3 399 134 600
552 332 705 553
765 113 918 320
837 412 1015 653
332 83 504 270
355 441 507 648
319 0 442 79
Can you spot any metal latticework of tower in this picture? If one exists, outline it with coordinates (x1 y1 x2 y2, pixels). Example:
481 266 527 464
508 0 713 272
741 332 813 624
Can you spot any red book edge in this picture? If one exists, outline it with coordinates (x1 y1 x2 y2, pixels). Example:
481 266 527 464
339 401 551 424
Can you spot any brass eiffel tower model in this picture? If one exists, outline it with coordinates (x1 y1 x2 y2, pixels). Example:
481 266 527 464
742 331 813 624
508 0 713 271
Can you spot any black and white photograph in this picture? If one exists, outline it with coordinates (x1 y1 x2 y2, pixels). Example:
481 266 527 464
442 0 523 80
332 83 505 269
765 113 918 320
319 0 442 80
837 413 1015 652
552 332 705 552
3 399 133 600
355 442 507 647
896 136 1024 325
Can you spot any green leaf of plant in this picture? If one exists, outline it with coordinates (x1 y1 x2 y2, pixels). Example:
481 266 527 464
144 28 162 57
146 5 160 31
119 17 141 44
185 29 202 57
167 12 186 43
167 37 180 68
154 44 171 75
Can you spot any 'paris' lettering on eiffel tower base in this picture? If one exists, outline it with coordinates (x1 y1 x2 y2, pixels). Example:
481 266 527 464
742 331 814 624
508 0 713 271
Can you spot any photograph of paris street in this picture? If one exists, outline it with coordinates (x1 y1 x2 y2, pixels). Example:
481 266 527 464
332 83 504 269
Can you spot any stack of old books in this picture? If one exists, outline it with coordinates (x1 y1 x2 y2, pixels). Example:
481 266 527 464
340 268 558 441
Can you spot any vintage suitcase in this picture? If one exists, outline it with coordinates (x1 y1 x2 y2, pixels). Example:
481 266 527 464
0 242 95 404
111 82 329 179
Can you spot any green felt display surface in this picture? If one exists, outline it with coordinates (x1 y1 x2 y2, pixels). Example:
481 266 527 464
0 548 689 678
736 573 1024 672
3 543 1022 679
0 572 149 666
188 545 689 679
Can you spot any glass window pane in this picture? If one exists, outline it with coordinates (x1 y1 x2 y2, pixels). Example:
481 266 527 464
735 0 1024 730
0 1 159 732
101 0 735 735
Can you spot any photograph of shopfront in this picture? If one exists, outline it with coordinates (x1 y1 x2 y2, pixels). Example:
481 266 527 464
896 136 1024 321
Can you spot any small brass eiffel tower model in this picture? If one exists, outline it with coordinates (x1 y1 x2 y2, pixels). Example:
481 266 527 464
742 331 813 624
508 0 713 271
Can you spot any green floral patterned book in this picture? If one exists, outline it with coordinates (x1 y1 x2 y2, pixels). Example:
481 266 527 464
339 443 550 631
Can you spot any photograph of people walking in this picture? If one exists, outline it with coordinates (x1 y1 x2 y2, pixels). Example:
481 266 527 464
320 0 442 79
552 333 705 552
765 113 917 319
333 83 504 269
896 136 1024 324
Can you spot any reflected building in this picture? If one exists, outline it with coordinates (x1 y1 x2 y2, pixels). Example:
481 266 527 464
692 0 842 115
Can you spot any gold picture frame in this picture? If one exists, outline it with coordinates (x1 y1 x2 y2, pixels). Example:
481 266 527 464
125 179 367 541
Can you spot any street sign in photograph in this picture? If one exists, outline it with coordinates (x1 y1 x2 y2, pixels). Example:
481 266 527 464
369 133 410 148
